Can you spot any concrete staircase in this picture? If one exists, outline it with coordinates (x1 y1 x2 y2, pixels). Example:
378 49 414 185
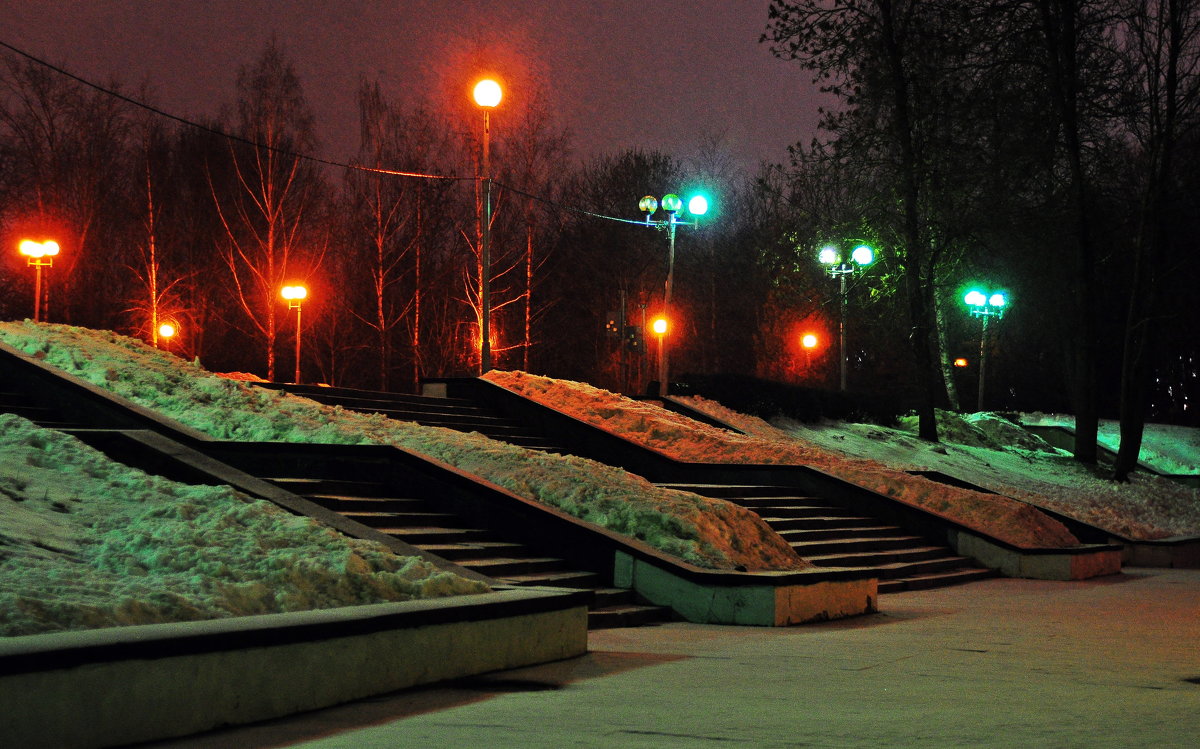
254 383 565 452
657 483 995 593
252 470 672 629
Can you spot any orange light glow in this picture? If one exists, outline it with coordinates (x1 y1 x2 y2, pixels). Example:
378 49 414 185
19 239 59 260
281 284 307 302
954 357 969 368
473 79 502 108
651 317 668 335
801 333 819 349
158 322 177 339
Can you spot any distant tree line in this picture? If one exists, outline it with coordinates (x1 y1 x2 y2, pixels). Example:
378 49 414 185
1 4 1198 478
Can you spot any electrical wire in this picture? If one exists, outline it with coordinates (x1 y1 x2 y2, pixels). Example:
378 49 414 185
0 38 468 182
0 38 681 228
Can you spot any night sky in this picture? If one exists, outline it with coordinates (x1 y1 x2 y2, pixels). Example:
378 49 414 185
3 0 827 173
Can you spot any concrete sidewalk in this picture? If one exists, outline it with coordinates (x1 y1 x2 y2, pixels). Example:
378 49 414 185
146 568 1200 748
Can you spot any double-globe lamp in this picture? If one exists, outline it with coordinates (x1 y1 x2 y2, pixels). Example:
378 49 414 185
819 242 875 391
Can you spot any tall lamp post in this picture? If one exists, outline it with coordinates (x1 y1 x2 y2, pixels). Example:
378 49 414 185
963 288 1007 411
18 239 60 322
473 78 502 374
818 243 875 391
638 193 709 397
281 284 307 384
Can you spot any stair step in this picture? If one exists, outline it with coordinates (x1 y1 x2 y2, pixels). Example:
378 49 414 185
497 570 600 588
460 557 566 576
804 546 949 567
338 510 461 528
790 535 926 556
265 477 392 497
878 567 996 593
778 526 903 542
305 495 428 512
588 604 672 630
382 526 496 544
760 516 879 531
416 541 533 561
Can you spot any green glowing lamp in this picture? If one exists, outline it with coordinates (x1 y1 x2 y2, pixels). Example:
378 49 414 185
851 244 874 265
819 246 840 265
661 194 683 213
687 195 709 216
964 290 987 307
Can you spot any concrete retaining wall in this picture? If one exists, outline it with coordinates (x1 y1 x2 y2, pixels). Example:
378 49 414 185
950 531 1123 580
0 588 588 749
614 552 878 626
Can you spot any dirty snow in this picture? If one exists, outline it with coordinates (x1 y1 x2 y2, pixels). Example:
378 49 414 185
0 412 489 637
0 322 803 572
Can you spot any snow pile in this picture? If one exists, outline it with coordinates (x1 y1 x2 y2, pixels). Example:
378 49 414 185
0 322 803 572
0 413 489 637
485 372 1078 548
1021 412 1200 476
774 412 1200 541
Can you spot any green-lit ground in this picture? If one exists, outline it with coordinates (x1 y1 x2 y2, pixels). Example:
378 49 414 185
147 568 1200 748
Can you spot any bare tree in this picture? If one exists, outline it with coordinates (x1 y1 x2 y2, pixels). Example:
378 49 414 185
208 40 324 381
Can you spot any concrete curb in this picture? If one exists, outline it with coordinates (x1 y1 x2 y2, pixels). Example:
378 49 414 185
0 588 589 749
615 552 878 625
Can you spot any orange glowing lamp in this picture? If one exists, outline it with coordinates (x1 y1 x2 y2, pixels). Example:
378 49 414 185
473 79 502 108
651 317 668 336
801 333 819 349
954 357 969 368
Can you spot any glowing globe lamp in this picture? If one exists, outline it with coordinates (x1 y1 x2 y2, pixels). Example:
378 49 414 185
989 292 1007 308
473 79 502 108
819 246 840 265
281 285 308 302
639 195 659 214
688 195 709 216
964 290 987 307
801 333 818 349
652 317 668 335
158 322 177 339
851 244 874 265
660 194 682 213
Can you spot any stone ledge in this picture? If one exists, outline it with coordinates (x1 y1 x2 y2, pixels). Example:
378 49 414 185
614 552 878 626
0 588 588 749
950 531 1123 580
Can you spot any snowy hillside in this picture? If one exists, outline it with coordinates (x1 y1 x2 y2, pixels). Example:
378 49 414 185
0 322 803 572
484 372 1198 541
0 413 488 637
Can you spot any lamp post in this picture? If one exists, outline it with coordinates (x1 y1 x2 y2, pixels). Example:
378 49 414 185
473 78 502 374
963 288 1007 411
818 243 875 391
639 193 709 397
281 284 307 384
801 332 819 370
651 316 668 396
18 239 60 322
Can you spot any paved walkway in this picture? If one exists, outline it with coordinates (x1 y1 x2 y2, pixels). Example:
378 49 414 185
148 568 1200 748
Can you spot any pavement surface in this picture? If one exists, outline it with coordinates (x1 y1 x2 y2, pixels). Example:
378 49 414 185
144 567 1200 748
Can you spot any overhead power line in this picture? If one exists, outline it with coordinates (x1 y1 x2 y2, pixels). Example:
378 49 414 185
0 38 649 227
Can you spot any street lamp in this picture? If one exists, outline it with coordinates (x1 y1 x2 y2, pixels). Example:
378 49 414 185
639 192 710 397
473 78 502 374
158 321 179 352
281 284 307 384
651 316 668 396
963 288 1007 411
18 239 59 322
819 242 875 391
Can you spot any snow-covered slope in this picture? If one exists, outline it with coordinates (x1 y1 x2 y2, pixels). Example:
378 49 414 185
485 371 1078 548
0 322 804 572
0 413 488 637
